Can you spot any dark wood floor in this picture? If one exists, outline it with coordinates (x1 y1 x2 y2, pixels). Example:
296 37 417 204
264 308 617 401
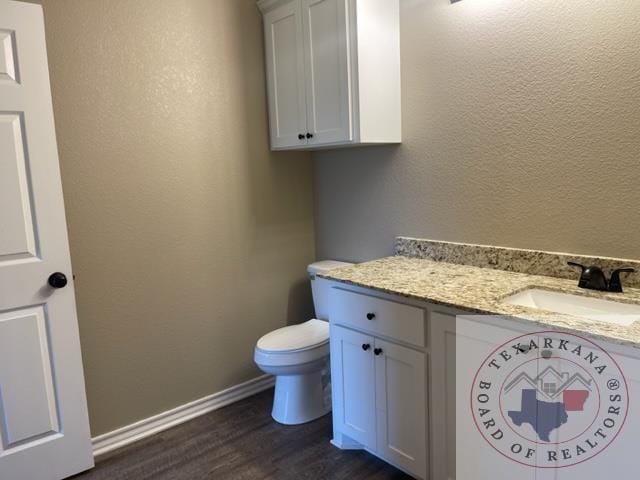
72 389 410 480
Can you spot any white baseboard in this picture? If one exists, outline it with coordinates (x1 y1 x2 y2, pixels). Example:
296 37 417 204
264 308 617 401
92 374 275 457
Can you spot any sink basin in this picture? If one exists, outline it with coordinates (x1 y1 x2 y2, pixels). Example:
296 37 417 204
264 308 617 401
502 289 640 326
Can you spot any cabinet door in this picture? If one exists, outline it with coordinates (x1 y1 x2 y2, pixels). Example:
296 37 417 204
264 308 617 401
330 325 376 449
263 1 307 149
431 313 538 480
534 342 639 480
301 0 353 145
374 339 427 479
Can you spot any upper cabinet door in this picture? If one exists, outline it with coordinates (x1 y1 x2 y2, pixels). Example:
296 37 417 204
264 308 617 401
301 0 352 146
264 1 308 149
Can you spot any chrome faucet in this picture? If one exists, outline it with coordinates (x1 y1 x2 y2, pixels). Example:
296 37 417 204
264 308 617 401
568 262 635 293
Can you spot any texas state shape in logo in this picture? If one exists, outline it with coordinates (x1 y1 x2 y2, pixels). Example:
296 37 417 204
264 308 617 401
471 331 629 469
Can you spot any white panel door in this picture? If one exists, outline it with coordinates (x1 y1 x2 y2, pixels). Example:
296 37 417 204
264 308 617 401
301 0 352 146
330 325 376 449
374 338 427 479
0 2 93 479
263 0 308 149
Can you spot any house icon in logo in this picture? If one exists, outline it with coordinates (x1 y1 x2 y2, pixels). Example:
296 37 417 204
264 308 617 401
504 366 592 402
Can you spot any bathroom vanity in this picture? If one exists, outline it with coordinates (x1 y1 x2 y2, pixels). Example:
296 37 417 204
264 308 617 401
329 287 428 477
321 239 640 480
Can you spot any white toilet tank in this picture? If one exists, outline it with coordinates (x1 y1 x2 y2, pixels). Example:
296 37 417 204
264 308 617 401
307 260 354 320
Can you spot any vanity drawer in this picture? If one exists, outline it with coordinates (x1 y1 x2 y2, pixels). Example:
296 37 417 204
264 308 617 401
329 288 426 347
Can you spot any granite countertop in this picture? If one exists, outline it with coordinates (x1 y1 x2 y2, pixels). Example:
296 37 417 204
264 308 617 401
319 256 640 350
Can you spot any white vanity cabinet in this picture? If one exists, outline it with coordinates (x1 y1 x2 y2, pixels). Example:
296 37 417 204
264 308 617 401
257 0 401 150
327 281 640 480
329 287 428 479
327 283 537 480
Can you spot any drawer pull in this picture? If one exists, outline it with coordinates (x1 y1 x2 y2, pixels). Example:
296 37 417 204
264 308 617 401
362 343 371 351
374 348 383 356
366 313 376 320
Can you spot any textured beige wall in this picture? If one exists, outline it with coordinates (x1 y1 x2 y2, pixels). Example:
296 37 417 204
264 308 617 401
35 0 315 435
315 0 640 262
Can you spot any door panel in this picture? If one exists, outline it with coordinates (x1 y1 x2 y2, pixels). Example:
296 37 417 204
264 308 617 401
0 29 18 83
375 338 427 479
0 2 93 479
264 1 307 149
302 0 352 145
330 325 376 449
0 306 58 448
0 113 38 261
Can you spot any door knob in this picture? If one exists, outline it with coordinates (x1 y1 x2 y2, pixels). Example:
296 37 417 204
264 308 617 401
48 272 68 289
366 313 376 320
374 348 383 356
298 134 305 140
306 132 314 139
362 343 371 351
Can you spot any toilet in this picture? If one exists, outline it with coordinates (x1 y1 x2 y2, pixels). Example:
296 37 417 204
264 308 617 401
254 260 353 425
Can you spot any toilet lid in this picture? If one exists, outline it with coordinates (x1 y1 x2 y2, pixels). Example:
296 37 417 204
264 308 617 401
256 319 329 352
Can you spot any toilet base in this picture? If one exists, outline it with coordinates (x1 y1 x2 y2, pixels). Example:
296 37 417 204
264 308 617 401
272 370 331 425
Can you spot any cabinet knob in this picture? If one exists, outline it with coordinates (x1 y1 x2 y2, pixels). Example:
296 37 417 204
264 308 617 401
298 134 305 140
366 313 376 320
306 132 314 139
374 348 383 356
362 343 371 351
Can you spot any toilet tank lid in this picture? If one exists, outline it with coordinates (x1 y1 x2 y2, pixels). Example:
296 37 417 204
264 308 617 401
307 260 354 275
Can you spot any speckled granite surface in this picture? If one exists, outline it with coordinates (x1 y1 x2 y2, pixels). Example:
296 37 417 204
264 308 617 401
319 255 640 350
396 237 640 288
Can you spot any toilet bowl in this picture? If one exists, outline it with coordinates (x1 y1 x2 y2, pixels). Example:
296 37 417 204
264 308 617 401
254 319 330 424
254 260 353 425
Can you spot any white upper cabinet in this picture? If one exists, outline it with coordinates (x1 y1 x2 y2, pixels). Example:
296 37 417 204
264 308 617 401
258 0 401 150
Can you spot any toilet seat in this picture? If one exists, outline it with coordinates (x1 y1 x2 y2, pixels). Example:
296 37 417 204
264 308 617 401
255 319 329 367
257 319 328 352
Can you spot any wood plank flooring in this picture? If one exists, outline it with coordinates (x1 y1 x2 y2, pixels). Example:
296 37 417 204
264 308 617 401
72 389 411 480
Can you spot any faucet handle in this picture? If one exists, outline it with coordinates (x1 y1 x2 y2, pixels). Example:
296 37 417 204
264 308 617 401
609 267 636 293
567 261 586 273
